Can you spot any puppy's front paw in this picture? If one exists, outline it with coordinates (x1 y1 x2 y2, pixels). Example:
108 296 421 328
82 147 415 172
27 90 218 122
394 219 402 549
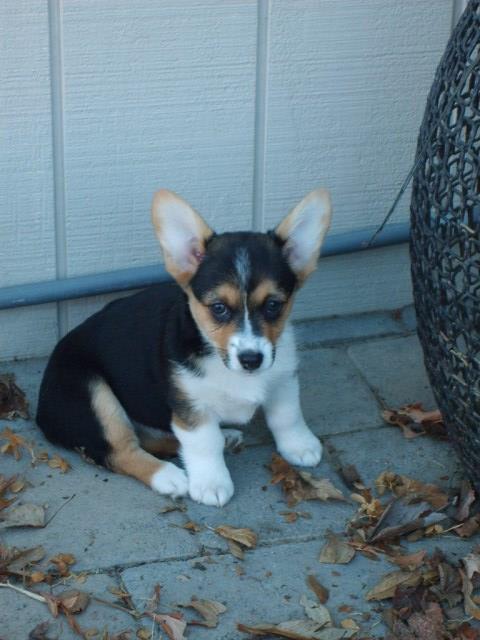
188 466 234 507
150 462 188 498
278 430 322 467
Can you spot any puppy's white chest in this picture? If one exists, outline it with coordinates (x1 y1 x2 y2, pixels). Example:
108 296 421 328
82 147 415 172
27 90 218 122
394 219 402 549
174 324 298 425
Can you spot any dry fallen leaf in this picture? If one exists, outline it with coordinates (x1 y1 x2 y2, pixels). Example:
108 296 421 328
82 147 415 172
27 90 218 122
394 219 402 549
375 471 449 510
50 553 76 577
318 533 355 565
238 620 356 639
56 589 90 614
30 571 47 584
307 575 329 604
270 454 346 507
455 479 476 522
390 549 427 571
182 521 202 533
366 569 422 601
159 501 187 514
462 553 480 620
148 612 187 640
382 403 447 439
0 373 29 420
2 544 45 577
47 454 71 473
0 503 45 528
215 525 257 549
339 619 359 632
185 597 227 628
0 427 28 460
300 594 331 627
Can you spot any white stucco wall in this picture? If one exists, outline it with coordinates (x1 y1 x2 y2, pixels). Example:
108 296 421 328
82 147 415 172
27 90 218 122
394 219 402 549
0 0 454 360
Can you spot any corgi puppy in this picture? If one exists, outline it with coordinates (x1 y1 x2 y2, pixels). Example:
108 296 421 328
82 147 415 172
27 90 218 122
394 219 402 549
36 188 331 507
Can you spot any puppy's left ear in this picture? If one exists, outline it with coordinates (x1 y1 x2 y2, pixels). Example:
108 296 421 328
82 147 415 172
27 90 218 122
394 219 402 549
151 190 213 288
274 188 332 283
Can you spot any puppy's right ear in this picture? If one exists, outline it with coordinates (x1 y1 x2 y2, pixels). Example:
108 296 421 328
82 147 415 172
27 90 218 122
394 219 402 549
151 190 213 287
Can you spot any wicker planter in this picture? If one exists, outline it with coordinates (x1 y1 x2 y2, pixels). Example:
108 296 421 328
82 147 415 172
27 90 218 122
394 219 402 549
410 1 480 486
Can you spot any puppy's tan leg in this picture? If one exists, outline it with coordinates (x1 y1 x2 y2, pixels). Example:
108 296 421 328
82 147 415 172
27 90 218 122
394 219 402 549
90 379 187 497
135 424 180 457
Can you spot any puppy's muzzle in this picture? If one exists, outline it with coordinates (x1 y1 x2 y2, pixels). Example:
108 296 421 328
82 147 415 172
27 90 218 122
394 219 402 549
238 350 264 371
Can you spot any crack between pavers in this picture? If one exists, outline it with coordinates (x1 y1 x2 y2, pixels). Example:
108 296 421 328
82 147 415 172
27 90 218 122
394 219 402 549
76 532 337 576
296 328 416 352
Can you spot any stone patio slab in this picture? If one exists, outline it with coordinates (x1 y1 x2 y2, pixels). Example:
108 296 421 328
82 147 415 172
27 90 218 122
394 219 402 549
326 426 461 488
347 335 436 408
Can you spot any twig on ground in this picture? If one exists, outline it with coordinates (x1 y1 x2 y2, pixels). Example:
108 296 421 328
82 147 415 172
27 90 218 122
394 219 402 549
0 581 46 603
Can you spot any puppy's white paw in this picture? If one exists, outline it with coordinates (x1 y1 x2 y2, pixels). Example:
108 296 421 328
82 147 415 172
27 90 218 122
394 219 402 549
223 428 244 452
150 462 188 497
278 431 322 467
188 466 234 507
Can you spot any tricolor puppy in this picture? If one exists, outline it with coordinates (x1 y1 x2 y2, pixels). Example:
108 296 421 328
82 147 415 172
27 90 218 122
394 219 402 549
37 188 331 507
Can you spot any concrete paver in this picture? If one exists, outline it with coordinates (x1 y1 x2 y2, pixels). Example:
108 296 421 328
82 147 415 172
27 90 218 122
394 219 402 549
347 335 435 408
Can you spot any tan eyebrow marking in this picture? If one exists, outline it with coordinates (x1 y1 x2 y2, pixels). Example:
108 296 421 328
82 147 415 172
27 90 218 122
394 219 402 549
249 279 287 308
203 283 242 308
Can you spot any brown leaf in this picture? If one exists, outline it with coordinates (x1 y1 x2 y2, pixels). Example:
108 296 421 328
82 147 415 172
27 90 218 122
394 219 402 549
9 476 26 493
307 575 329 604
228 539 245 559
462 553 480 620
30 570 47 584
3 545 45 575
50 552 76 577
455 479 476 522
50 552 76 566
369 497 446 543
238 620 354 639
215 525 257 549
319 533 355 564
390 550 427 571
339 464 364 490
185 597 227 627
148 613 187 640
0 426 28 460
382 403 447 439
0 503 45 528
269 454 346 507
47 454 71 473
339 619 359 632
300 595 332 626
456 515 480 538
366 570 422 601
182 521 202 533
159 501 187 514
0 373 29 420
57 588 90 614
375 471 449 510
298 472 346 503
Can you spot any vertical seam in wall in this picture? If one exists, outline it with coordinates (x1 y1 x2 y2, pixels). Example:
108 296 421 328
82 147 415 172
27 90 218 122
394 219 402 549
252 0 270 232
48 0 68 338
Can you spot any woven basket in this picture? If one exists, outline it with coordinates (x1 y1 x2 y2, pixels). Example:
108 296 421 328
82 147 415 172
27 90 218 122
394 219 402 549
410 0 480 487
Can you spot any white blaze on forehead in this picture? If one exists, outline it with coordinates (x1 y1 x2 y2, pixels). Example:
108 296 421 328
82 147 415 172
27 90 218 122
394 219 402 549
235 248 250 289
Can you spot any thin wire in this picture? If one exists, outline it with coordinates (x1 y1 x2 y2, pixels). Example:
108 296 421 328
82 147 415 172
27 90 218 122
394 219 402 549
367 48 480 248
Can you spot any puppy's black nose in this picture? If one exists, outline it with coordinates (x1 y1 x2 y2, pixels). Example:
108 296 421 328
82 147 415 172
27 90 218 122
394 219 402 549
238 350 263 371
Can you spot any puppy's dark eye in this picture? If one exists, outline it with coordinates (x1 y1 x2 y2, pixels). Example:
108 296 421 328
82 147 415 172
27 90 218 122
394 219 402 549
210 302 231 322
264 298 283 320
